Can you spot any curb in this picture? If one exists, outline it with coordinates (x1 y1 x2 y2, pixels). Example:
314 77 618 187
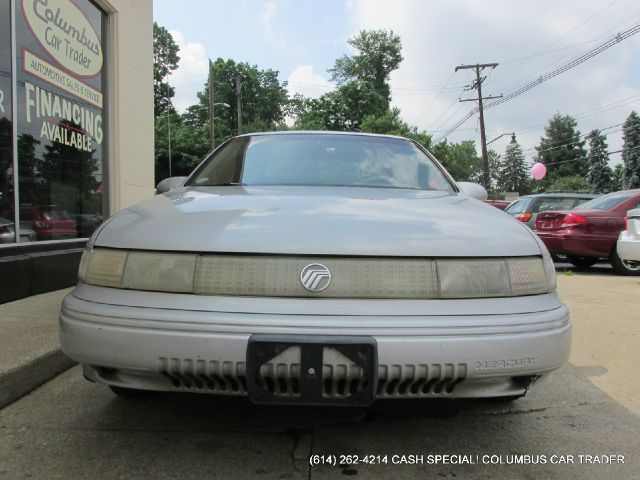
0 349 77 409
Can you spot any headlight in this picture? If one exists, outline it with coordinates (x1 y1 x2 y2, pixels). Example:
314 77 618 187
123 251 197 293
542 250 557 291
84 248 127 288
80 248 555 298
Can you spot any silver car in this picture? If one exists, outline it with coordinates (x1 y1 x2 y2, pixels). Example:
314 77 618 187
60 132 570 405
0 217 37 243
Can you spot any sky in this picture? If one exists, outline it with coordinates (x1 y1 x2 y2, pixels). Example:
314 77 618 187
153 0 640 166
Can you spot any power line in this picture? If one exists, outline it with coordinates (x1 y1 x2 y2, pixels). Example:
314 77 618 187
488 0 618 88
523 122 640 159
526 144 640 167
437 24 640 143
485 23 640 111
412 71 457 125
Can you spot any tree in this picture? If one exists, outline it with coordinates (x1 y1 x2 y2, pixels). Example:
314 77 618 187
487 150 502 195
293 81 387 132
329 29 403 106
622 111 640 189
498 135 530 194
535 114 587 188
586 129 612 193
611 164 625 191
153 22 180 116
197 58 289 143
432 140 481 182
546 176 590 192
361 108 432 147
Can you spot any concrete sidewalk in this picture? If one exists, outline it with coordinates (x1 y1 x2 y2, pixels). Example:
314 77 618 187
0 288 75 408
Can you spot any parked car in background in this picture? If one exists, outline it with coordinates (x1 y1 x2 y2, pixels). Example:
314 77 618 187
20 205 78 240
535 189 640 275
505 192 598 229
70 213 104 238
0 217 37 243
484 199 510 210
60 132 569 405
617 208 640 265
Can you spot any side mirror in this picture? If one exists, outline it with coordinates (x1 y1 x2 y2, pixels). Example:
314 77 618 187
156 176 187 195
457 182 488 201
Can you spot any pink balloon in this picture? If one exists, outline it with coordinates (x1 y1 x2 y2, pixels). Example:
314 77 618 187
531 162 547 180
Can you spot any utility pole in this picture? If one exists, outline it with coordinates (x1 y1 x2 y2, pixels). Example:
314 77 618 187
208 60 215 150
455 63 502 190
235 70 243 135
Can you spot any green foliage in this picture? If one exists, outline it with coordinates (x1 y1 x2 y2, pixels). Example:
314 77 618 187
432 140 482 182
546 176 590 192
535 114 587 190
293 81 387 131
498 135 530 194
153 22 180 116
328 29 402 105
611 164 625 191
154 112 205 184
360 108 432 147
586 129 612 193
487 150 502 194
201 58 289 144
622 111 640 189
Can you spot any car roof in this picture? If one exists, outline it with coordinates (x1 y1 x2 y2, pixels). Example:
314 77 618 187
236 130 410 141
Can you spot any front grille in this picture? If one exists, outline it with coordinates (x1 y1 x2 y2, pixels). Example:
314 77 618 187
158 357 467 398
377 363 467 396
193 255 438 299
158 357 248 393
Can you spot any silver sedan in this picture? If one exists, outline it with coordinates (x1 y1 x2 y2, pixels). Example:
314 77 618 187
59 132 570 406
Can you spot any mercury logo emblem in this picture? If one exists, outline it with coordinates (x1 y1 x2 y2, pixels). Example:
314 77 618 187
300 264 332 292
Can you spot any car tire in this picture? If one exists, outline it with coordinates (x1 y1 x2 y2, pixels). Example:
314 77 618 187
109 385 148 397
609 246 640 276
566 255 598 269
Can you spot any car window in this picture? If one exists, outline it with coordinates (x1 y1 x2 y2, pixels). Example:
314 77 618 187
571 198 594 208
575 192 634 211
40 210 70 220
189 134 455 191
505 198 531 214
537 197 581 212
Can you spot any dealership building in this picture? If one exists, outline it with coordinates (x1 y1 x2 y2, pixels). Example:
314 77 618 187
0 0 153 301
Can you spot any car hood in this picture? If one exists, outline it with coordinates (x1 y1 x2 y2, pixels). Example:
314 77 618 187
95 186 541 257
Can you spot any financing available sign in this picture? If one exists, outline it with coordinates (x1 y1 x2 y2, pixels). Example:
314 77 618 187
22 0 103 77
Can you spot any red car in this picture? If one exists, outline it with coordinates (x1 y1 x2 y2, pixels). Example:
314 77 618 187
535 189 640 275
20 205 78 240
484 199 510 210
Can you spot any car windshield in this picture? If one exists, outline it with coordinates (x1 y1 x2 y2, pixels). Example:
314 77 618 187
574 192 634 211
188 134 455 191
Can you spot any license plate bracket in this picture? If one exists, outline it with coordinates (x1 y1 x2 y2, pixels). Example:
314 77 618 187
246 335 377 406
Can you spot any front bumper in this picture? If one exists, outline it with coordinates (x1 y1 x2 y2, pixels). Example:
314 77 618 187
60 285 571 401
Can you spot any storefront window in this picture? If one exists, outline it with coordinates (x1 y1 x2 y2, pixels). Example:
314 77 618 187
12 0 107 241
0 0 16 243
